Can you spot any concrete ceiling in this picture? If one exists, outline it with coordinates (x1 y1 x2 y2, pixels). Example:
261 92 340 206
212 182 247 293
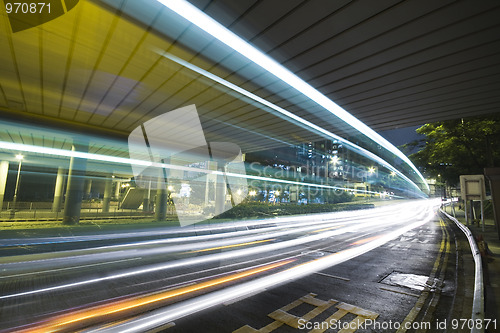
186 0 500 130
1 0 499 156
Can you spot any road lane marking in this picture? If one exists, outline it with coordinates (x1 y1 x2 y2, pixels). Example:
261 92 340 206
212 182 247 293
233 293 378 333
396 219 449 333
314 272 350 281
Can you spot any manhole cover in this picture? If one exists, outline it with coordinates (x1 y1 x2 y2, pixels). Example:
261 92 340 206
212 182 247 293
381 272 430 291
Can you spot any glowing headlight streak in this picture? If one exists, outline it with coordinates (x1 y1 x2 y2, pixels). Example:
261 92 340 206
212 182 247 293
160 52 425 196
14 259 295 333
187 238 274 253
0 202 428 300
0 141 403 198
154 0 429 193
94 201 441 332
0 204 402 273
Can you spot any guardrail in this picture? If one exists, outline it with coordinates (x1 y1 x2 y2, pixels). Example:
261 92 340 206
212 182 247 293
440 209 484 333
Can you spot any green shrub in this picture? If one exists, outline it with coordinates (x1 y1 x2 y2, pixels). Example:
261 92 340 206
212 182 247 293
216 202 374 219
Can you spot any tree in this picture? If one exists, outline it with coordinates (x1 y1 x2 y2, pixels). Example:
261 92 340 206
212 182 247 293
407 114 500 185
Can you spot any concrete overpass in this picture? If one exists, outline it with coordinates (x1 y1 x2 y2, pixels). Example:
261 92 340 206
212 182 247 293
0 0 499 222
1 0 499 149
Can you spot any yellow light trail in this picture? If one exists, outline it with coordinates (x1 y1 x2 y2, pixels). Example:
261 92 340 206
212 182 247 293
187 239 274 253
311 225 343 233
17 259 295 333
349 235 382 246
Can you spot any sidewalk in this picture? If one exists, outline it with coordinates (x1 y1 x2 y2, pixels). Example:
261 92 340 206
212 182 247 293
441 205 500 326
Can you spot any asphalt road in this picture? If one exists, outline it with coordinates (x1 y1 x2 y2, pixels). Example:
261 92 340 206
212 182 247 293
0 199 452 333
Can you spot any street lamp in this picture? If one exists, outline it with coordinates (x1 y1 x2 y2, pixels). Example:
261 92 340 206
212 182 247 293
12 154 23 211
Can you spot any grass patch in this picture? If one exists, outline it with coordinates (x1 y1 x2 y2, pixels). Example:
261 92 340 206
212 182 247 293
0 217 179 239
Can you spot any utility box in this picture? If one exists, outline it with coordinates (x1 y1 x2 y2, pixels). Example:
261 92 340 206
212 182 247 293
484 168 500 240
459 175 486 229
460 175 486 201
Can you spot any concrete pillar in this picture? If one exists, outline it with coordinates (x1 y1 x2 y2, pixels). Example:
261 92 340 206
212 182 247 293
204 161 216 205
155 187 167 221
63 143 88 225
215 162 226 216
102 176 113 213
0 161 8 211
142 180 151 212
52 166 65 212
113 181 121 200
84 179 92 199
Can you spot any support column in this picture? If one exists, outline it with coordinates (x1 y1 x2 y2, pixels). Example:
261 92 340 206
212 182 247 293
113 181 121 200
84 179 92 199
205 161 216 205
63 143 88 225
102 175 113 213
0 161 8 211
155 187 167 221
215 162 226 216
52 166 65 212
142 180 151 212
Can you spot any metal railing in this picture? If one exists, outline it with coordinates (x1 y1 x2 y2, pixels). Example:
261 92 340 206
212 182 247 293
440 209 484 333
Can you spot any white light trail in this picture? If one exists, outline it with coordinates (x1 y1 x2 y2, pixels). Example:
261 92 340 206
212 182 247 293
0 141 403 197
160 52 424 196
0 202 430 300
95 200 441 332
155 0 429 192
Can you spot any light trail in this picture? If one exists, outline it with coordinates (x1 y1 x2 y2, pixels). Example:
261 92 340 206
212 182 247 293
0 215 393 299
0 202 427 299
0 203 404 273
160 51 425 196
0 200 441 332
14 259 294 333
0 140 403 197
155 0 429 193
187 239 274 253
93 201 440 332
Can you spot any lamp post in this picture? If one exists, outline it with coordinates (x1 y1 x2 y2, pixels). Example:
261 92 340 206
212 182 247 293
12 154 23 211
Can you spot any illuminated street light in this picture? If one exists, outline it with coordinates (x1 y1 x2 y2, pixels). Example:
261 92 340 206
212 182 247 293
368 167 376 174
12 154 24 211
249 190 256 196
167 185 174 191
390 171 396 176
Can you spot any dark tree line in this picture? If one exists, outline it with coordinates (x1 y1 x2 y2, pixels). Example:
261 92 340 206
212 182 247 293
404 114 500 186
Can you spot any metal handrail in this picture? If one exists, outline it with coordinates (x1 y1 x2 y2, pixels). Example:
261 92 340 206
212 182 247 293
440 209 484 333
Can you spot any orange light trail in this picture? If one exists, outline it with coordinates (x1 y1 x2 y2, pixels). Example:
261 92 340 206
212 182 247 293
349 235 382 246
17 259 295 333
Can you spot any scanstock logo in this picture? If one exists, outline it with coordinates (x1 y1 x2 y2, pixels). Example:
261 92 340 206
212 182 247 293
128 105 248 226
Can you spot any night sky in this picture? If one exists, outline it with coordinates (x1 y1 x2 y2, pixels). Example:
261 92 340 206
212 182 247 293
379 125 424 154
